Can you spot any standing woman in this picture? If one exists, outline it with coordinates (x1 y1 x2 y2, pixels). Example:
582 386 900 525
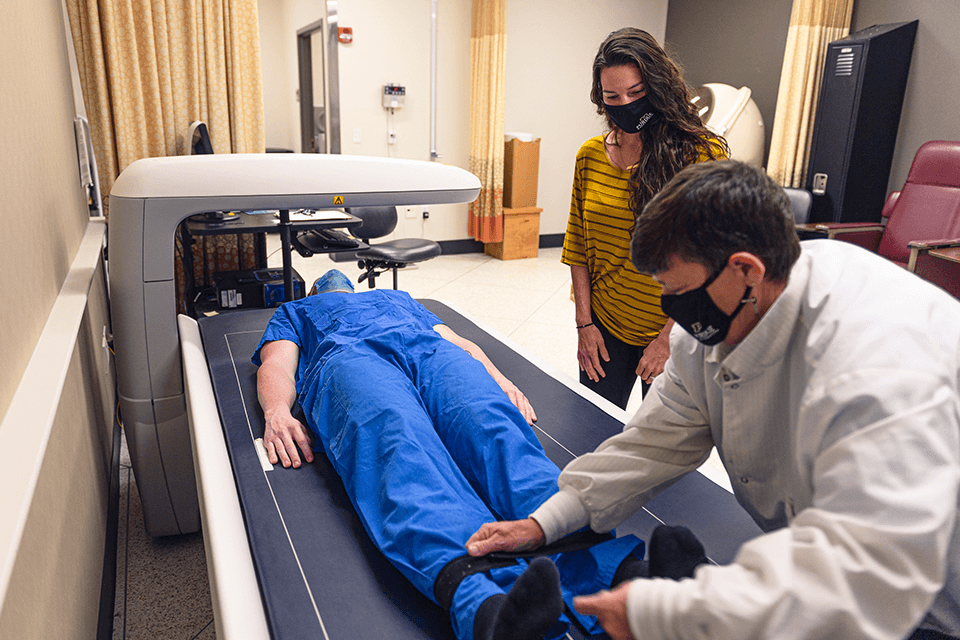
564 27 727 409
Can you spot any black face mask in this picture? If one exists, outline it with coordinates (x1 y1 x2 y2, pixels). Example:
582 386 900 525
660 268 753 346
604 95 657 133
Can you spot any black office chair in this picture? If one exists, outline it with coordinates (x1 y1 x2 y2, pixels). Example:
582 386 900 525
784 187 813 225
783 186 818 240
299 206 441 289
187 121 214 155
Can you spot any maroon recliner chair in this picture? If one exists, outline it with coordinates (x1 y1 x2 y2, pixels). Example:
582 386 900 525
797 140 960 298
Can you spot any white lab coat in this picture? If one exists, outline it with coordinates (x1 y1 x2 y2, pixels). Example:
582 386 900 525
531 240 960 639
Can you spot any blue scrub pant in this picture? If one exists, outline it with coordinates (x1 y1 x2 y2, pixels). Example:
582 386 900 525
304 331 639 640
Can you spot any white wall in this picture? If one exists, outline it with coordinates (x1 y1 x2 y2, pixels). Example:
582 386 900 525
505 0 668 236
260 0 669 242
0 0 115 635
259 0 295 151
850 1 960 192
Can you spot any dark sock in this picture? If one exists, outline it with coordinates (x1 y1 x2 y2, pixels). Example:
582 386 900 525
648 525 709 580
611 553 649 587
473 594 507 640
474 557 564 640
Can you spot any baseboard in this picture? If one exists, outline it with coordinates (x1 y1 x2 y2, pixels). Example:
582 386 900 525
96 407 122 640
437 233 565 255
436 238 484 254
538 233 564 248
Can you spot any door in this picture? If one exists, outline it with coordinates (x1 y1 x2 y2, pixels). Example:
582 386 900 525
297 2 341 154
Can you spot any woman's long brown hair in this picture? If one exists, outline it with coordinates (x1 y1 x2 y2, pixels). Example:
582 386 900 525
591 27 729 217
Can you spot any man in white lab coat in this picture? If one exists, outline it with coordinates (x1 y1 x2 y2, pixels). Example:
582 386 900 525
466 160 960 640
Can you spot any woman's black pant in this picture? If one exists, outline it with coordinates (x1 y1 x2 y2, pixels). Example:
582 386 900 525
578 315 650 410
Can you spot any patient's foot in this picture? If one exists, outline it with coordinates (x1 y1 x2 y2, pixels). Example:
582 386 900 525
649 525 708 580
611 552 649 586
474 557 564 640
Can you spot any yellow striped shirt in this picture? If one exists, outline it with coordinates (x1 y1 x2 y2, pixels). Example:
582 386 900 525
562 134 717 346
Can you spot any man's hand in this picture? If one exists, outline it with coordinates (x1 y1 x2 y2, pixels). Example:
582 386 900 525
263 409 314 468
466 518 546 556
578 324 610 382
574 583 634 640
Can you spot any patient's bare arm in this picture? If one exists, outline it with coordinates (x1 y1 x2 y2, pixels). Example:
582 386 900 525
433 324 538 425
257 340 314 468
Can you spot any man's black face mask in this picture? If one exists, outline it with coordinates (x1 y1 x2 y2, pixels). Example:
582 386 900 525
660 267 752 346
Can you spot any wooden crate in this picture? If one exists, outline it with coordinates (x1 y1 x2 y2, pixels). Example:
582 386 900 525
484 207 542 260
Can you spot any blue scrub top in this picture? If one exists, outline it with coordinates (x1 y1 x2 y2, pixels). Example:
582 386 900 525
252 289 444 395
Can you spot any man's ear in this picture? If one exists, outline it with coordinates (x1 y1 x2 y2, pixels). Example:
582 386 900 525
727 252 766 286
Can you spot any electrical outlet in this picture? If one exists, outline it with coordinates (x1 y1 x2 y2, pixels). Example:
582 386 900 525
422 207 430 219
404 207 417 219
353 128 362 144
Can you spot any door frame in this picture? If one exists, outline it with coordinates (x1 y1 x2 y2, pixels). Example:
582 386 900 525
297 1 341 154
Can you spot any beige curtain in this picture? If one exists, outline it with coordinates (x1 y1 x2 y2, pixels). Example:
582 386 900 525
467 0 507 243
66 0 265 311
767 0 854 187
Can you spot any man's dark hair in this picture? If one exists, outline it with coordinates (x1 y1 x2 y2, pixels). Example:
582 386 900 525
631 160 801 281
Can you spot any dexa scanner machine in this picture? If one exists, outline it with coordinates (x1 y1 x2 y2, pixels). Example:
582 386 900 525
110 154 761 639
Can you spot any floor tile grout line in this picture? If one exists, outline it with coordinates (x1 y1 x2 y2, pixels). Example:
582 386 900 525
417 254 574 338
509 272 574 337
445 254 495 287
450 259 571 292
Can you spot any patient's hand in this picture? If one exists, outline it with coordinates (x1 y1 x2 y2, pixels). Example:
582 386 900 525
499 380 538 425
264 409 314 468
432 324 537 425
466 518 546 556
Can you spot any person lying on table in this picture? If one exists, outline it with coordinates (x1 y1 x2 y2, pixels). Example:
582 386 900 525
254 269 707 640
465 161 960 640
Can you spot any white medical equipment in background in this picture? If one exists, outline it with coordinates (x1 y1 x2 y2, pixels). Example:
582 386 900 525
692 83 765 167
109 153 480 537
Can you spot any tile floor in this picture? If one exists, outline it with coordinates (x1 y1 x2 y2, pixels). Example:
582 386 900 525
111 242 726 638
112 444 215 640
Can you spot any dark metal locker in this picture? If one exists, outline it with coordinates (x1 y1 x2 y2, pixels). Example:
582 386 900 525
805 21 918 224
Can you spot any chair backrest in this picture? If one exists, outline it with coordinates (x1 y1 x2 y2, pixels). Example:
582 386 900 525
344 206 398 240
877 140 960 265
783 187 813 225
187 121 214 155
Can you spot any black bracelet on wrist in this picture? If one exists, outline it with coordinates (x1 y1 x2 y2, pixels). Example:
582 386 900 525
576 322 594 330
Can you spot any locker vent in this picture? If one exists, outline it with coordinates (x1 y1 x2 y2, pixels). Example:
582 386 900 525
835 50 856 76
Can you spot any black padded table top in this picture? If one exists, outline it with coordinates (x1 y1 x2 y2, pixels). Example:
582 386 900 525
197 300 760 640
